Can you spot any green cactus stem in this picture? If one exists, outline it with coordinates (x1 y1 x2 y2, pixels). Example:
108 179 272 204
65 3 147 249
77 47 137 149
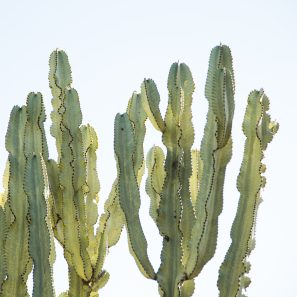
48 49 110 296
217 90 278 297
1 106 32 297
24 92 54 297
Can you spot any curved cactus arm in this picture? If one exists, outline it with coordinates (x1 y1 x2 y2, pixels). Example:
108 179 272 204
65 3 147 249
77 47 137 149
93 270 109 291
101 94 147 251
81 124 100 266
186 44 235 279
145 145 165 223
0 206 6 291
141 78 165 132
114 113 155 279
93 214 108 281
217 90 278 297
24 154 54 297
180 279 195 297
103 179 125 248
1 106 32 297
126 92 147 183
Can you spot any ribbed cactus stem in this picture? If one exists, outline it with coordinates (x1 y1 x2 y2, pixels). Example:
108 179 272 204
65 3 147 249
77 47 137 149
217 90 278 297
186 45 235 279
24 92 54 297
48 49 110 296
1 106 32 297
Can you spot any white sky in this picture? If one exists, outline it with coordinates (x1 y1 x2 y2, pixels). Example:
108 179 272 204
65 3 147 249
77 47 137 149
0 1 296 296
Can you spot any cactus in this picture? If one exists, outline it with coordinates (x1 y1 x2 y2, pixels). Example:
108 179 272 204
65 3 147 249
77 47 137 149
0 44 278 297
217 90 279 297
115 44 278 296
0 50 115 297
0 93 55 297
47 49 111 297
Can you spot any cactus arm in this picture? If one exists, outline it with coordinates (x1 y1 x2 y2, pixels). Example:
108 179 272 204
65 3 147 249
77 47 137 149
178 63 196 265
49 49 72 157
114 113 155 279
24 155 54 297
60 88 92 280
23 92 54 297
145 146 165 223
103 179 125 248
81 124 100 266
186 45 235 278
157 104 183 297
93 214 108 281
24 92 49 159
181 279 195 297
156 62 193 296
1 106 32 297
126 93 147 183
155 62 196 296
217 90 278 297
141 79 165 132
93 270 109 290
47 159 64 244
0 207 6 291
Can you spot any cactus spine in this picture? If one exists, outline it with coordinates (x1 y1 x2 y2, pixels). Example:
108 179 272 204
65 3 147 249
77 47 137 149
115 44 278 296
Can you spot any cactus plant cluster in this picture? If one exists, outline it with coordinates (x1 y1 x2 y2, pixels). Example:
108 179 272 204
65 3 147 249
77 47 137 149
0 44 278 297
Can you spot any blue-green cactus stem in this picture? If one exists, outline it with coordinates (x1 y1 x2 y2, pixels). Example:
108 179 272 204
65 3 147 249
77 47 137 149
156 62 194 297
24 154 54 297
1 106 32 297
114 113 155 279
24 92 54 297
186 45 235 279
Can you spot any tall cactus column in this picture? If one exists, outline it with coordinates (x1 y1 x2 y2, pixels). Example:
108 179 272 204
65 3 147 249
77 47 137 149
185 45 235 280
1 106 32 297
0 92 55 297
24 92 55 297
47 49 109 297
217 90 278 297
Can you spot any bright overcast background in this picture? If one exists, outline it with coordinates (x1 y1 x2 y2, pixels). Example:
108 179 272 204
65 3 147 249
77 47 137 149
0 1 296 296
